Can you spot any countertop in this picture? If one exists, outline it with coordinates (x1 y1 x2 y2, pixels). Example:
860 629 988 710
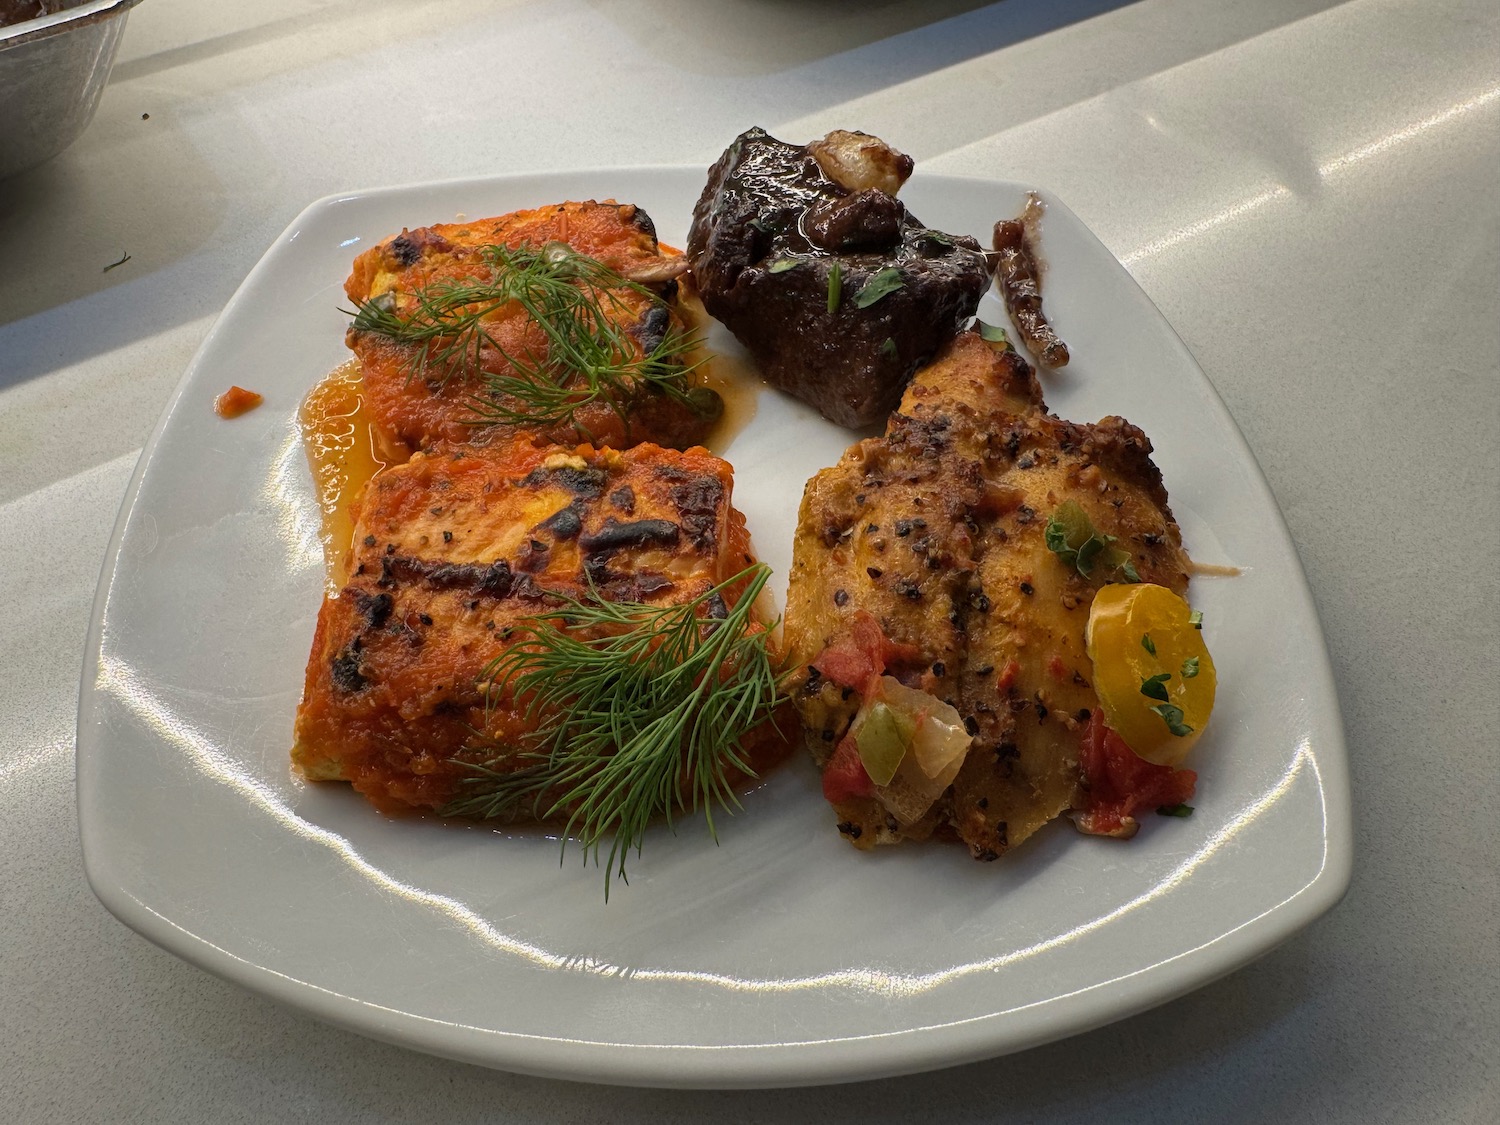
2 0 1495 1119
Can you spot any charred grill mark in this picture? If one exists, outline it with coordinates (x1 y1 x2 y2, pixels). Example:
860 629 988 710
667 474 726 550
387 234 422 267
609 485 636 513
632 305 672 353
384 227 453 268
521 465 608 497
378 556 516 599
351 590 394 630
330 646 368 693
628 205 657 241
579 517 681 554
535 503 584 540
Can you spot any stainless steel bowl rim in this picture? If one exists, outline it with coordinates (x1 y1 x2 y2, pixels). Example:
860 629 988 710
0 0 143 52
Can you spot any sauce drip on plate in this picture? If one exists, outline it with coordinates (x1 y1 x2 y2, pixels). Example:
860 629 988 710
298 360 405 588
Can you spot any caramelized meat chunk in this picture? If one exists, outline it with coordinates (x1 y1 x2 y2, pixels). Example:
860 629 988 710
686 128 992 429
993 193 1070 369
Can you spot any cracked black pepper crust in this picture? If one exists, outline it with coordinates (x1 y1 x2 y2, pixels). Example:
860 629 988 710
784 330 1189 859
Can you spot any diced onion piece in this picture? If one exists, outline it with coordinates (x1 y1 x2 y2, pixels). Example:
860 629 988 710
1085 584 1216 766
807 130 913 197
870 677 968 780
854 701 912 786
910 704 971 781
862 676 974 824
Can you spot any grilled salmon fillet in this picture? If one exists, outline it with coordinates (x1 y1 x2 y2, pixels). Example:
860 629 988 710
293 439 780 814
784 330 1191 858
345 200 713 455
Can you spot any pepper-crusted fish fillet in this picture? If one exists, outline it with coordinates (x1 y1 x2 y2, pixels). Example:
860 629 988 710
293 440 782 814
345 200 714 455
784 330 1191 857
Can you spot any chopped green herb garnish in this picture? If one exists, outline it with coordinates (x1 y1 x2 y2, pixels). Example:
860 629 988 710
1044 500 1141 583
767 258 797 274
103 251 132 273
1141 634 1157 656
1157 803 1194 818
1150 702 1194 737
1188 610 1204 630
977 319 1011 346
827 262 842 313
1181 656 1200 679
853 267 905 309
441 564 783 895
880 337 899 360
348 241 701 432
1140 673 1171 702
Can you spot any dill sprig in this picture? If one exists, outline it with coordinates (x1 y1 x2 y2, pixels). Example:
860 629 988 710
440 563 783 894
348 241 707 432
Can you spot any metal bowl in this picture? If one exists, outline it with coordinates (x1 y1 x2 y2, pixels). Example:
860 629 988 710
0 0 144 180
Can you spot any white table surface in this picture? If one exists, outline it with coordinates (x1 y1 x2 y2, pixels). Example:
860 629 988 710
2 0 1496 1119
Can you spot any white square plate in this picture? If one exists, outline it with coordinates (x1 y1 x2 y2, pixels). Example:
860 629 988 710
78 167 1351 1088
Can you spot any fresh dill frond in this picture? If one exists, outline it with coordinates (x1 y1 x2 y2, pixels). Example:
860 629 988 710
348 241 707 432
439 563 783 894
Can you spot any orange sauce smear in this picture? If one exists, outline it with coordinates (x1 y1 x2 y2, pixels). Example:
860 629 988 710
678 289 763 449
697 348 763 449
298 360 404 590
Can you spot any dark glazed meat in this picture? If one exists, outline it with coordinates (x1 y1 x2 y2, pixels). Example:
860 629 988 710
994 193 1070 369
686 128 992 429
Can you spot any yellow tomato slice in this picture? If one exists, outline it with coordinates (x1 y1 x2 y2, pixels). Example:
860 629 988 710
1085 584 1216 767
